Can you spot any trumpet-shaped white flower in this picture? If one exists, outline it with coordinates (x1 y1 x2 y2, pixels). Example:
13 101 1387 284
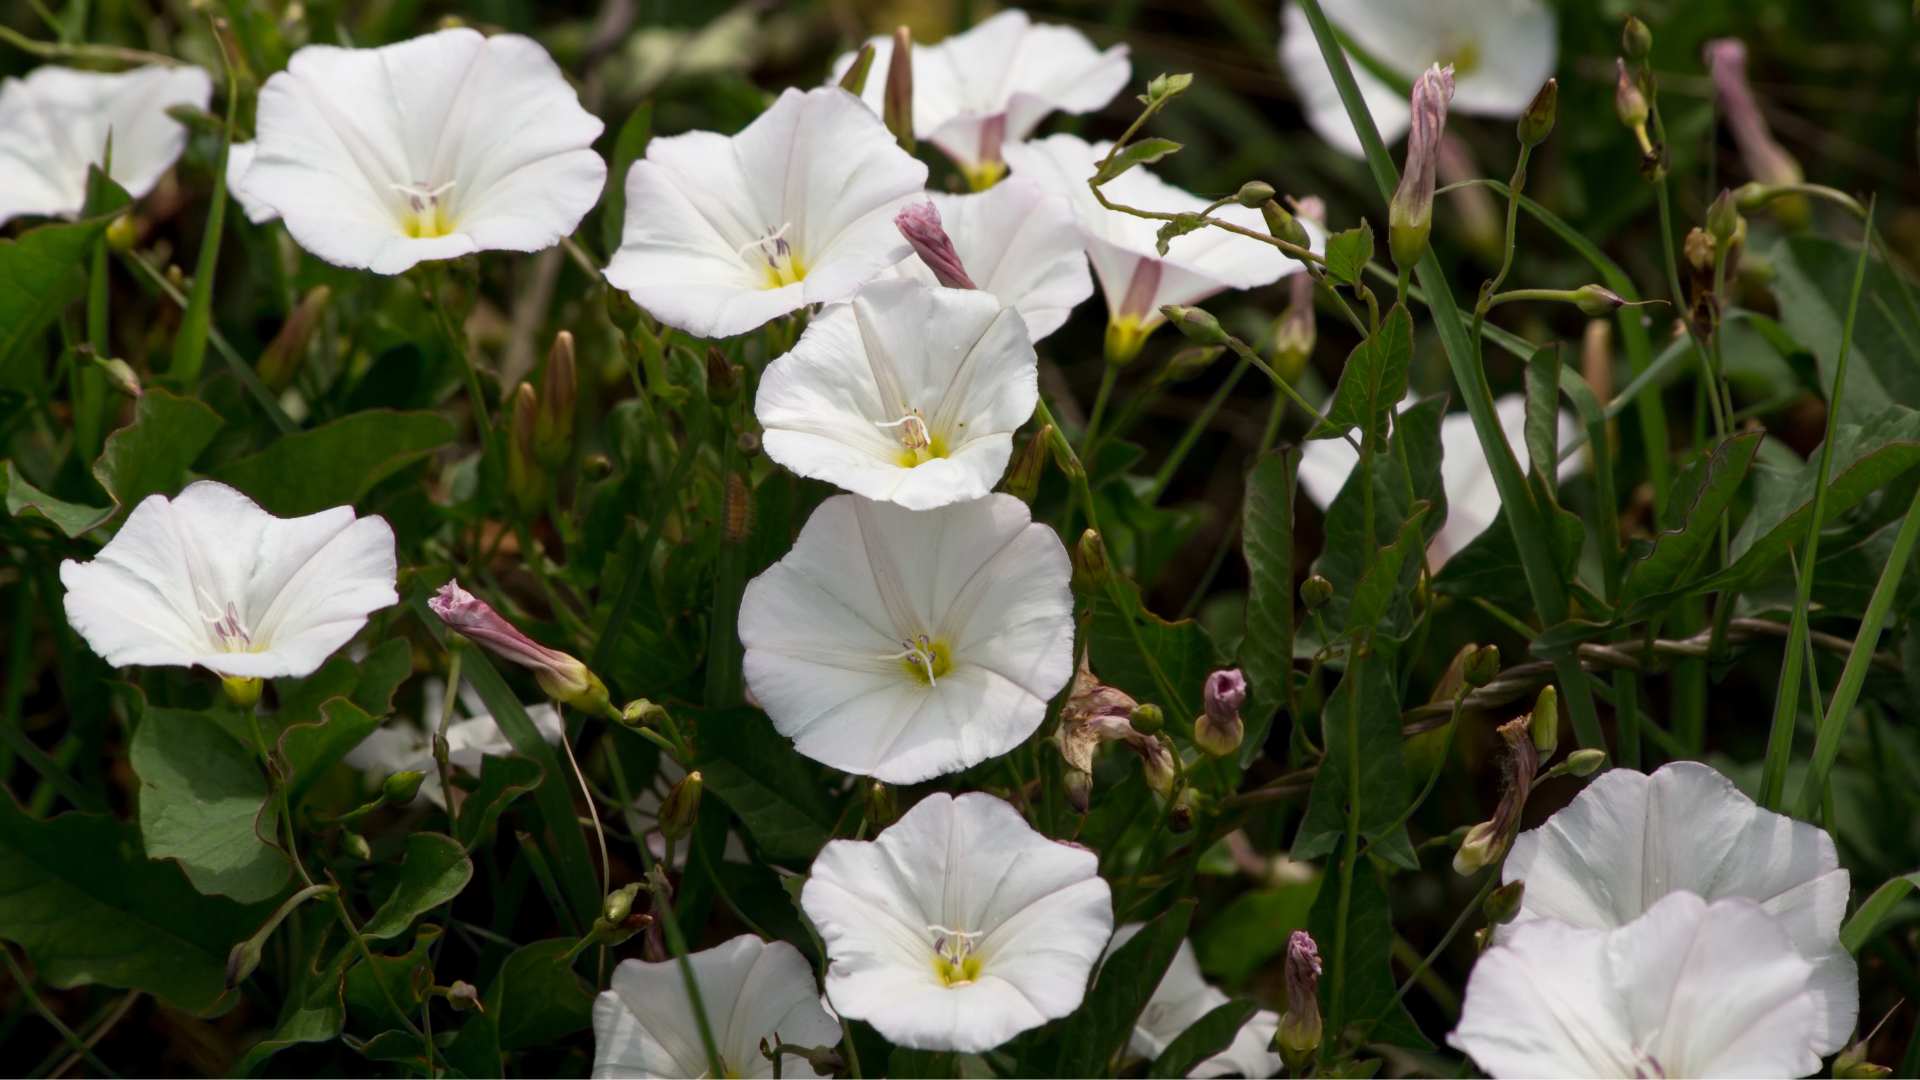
224 142 279 225
1451 892 1819 1079
893 178 1093 340
755 279 1037 510
1502 761 1856 1056
1279 0 1557 159
60 481 397 680
1296 393 1579 566
738 494 1073 783
606 86 928 340
1002 134 1310 360
240 28 606 275
0 64 211 225
343 678 563 806
1108 926 1282 1079
592 935 840 1079
801 792 1113 1053
830 9 1131 190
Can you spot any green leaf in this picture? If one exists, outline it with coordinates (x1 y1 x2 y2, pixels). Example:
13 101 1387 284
1293 655 1415 869
1088 577 1221 724
3 459 112 536
363 833 472 940
232 944 351 1076
1240 448 1298 767
1315 303 1411 451
1773 236 1920 413
1433 500 1585 614
1195 879 1323 987
344 925 436 1034
352 638 413 716
490 938 595 1050
695 706 840 862
1306 857 1430 1050
1615 432 1762 619
277 697 383 813
215 409 454 517
1046 900 1194 1077
458 755 544 850
1718 405 1920 589
889 1048 958 1078
0 216 109 375
93 388 224 512
1092 138 1183 185
1148 999 1262 1079
1312 395 1446 641
0 793 267 1015
1840 872 1920 953
1523 345 1561 496
601 100 653 258
1346 501 1432 634
131 707 291 904
1155 212 1206 256
1322 221 1373 286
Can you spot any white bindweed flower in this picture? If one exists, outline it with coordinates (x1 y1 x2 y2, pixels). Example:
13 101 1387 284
1450 892 1820 1079
754 278 1037 510
1502 760 1856 1056
224 142 279 224
605 86 928 340
240 28 606 275
1002 134 1311 363
592 935 840 1079
893 178 1093 340
0 64 211 225
343 678 562 807
1108 925 1282 1079
801 792 1113 1053
830 9 1131 190
1296 393 1579 566
1279 0 1557 159
738 493 1072 782
59 480 397 681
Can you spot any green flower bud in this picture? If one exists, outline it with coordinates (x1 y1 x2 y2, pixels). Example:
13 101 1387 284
226 938 263 989
1615 59 1649 130
105 213 138 253
1300 574 1334 611
582 453 613 481
838 41 877 96
1564 748 1606 776
621 699 670 730
604 882 641 924
445 981 483 1012
1707 188 1741 243
1004 425 1052 503
1129 702 1164 737
1835 1039 1892 1080
884 26 915 153
1517 78 1557 148
1529 686 1559 756
1573 284 1627 316
1621 15 1652 61
505 381 546 520
1483 879 1526 925
1072 529 1109 594
383 770 427 805
533 331 577 470
1463 644 1500 688
866 780 897 827
660 770 703 840
1160 304 1229 347
1235 181 1276 209
736 431 762 458
606 287 642 332
1261 200 1310 250
341 829 372 861
223 676 263 710
1168 787 1198 834
705 345 741 406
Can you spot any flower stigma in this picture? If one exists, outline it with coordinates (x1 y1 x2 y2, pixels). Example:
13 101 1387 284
876 410 947 464
199 590 258 653
882 634 951 687
392 180 457 239
927 924 984 988
740 223 806 289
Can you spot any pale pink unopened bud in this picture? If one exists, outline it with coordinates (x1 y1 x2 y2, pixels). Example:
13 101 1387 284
1275 930 1323 1069
1196 669 1247 757
896 202 977 290
1388 64 1454 268
430 581 610 714
1705 39 1802 190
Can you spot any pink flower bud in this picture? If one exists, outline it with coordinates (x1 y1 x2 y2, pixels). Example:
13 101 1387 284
1275 930 1323 1070
1196 668 1247 757
1388 63 1454 268
429 581 610 713
1705 39 1802 190
895 202 977 290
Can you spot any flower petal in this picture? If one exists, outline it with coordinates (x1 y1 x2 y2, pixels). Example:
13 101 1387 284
894 179 1092 340
0 64 210 224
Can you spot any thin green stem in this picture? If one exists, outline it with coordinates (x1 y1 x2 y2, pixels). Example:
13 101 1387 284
1394 875 1498 1002
1360 688 1466 859
3 945 122 1079
1082 361 1121 459
648 869 725 1078
432 646 464 838
1150 355 1250 503
589 405 711 676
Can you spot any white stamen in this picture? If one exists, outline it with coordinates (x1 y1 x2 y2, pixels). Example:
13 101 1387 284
878 634 940 686
874 412 932 450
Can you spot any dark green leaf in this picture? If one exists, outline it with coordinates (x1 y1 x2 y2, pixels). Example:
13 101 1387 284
458 755 544 850
1306 858 1430 1050
1312 395 1445 641
350 1029 430 1065
278 697 383 813
131 707 290 904
1088 577 1221 724
93 388 224 512
695 706 839 861
1240 448 1297 767
363 833 472 940
344 925 436 1033
1523 345 1561 494
3 459 112 536
1316 303 1411 451
0 216 109 376
601 101 653 258
1046 900 1194 1077
1194 879 1322 986
352 638 414 716
232 943 351 1076
0 793 267 1016
1346 501 1431 634
1293 655 1415 869
490 938 595 1050
215 409 454 516
1433 499 1584 614
1322 221 1373 286
1841 872 1920 953
1148 999 1261 1078
1092 138 1183 185
1616 432 1761 619
1774 237 1920 413
889 1048 958 1078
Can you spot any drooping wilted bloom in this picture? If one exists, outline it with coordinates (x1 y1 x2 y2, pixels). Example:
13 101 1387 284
1054 656 1176 811
1194 669 1247 758
738 494 1073 783
893 178 1093 340
1279 0 1557 159
606 86 928 340
1502 760 1857 1055
0 64 211 225
1107 925 1282 1079
754 279 1037 510
1388 64 1454 268
1296 393 1579 566
429 581 610 714
801 792 1113 1052
344 678 563 807
1003 134 1311 363
241 29 606 276
1453 715 1538 875
830 10 1131 190
1451 892 1820 1078
591 935 840 1079
60 481 397 682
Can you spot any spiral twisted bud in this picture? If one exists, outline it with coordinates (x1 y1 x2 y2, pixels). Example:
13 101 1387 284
1388 63 1455 268
1195 669 1246 758
896 201 977 290
1272 930 1322 1070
